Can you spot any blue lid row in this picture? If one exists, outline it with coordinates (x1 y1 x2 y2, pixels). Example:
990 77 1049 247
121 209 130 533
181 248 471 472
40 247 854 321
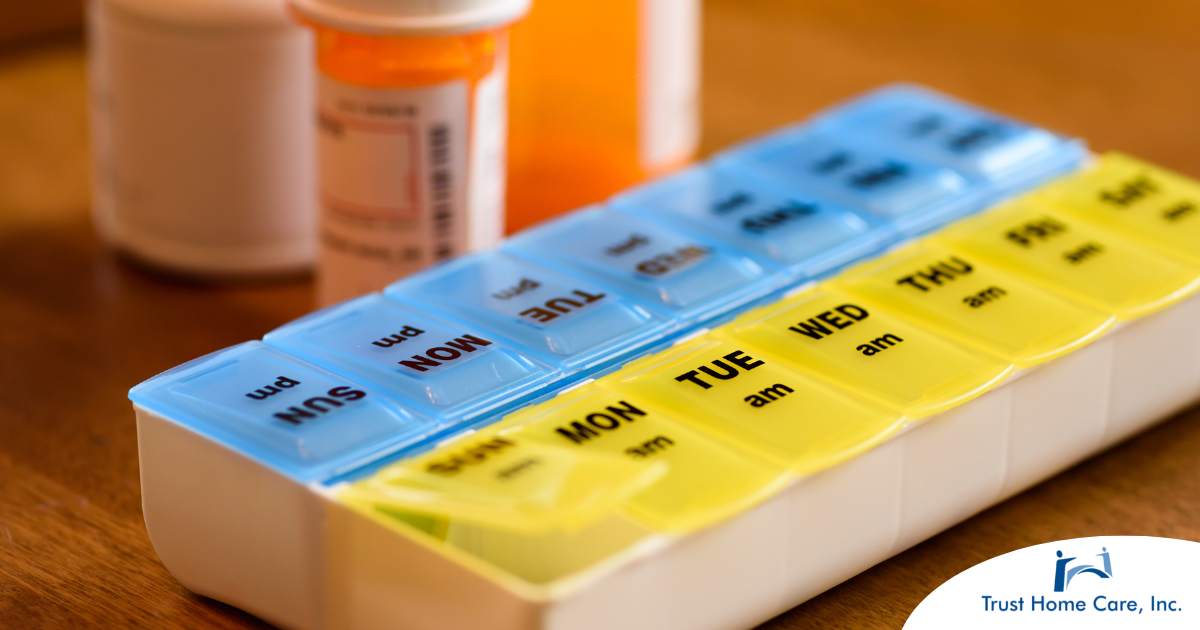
129 84 1087 484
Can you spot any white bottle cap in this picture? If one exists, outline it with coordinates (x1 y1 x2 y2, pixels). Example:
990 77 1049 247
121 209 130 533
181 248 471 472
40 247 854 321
289 0 530 36
103 0 293 30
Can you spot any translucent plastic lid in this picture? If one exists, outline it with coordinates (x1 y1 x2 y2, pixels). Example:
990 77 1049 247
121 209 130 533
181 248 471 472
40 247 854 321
935 203 1200 320
264 294 561 421
339 430 665 533
603 337 906 473
716 128 982 236
612 166 894 281
102 0 293 30
833 244 1115 368
1034 152 1200 266
385 252 674 373
813 84 1085 190
129 341 436 482
713 289 1014 418
499 384 792 534
504 206 782 323
289 0 529 35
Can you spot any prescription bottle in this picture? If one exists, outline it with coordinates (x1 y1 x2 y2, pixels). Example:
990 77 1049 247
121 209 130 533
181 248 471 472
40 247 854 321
506 0 701 233
88 0 316 276
290 0 529 306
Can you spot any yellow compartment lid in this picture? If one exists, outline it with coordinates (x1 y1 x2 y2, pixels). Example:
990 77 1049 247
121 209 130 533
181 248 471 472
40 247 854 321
498 384 792 534
832 243 1115 368
341 496 656 586
339 430 666 534
601 337 905 474
934 202 1200 319
712 288 1013 418
1034 153 1200 265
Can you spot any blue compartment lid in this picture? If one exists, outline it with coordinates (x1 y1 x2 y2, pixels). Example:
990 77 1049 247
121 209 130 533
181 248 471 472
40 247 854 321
503 206 785 323
384 251 676 373
264 294 563 422
128 341 438 483
611 165 896 280
810 84 1087 195
715 126 988 236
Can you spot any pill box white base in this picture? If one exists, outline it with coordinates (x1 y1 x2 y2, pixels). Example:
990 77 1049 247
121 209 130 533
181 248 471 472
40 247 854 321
137 415 326 630
136 293 1200 630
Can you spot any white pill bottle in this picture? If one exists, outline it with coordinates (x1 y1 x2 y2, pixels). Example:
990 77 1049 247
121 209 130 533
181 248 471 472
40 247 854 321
88 0 316 276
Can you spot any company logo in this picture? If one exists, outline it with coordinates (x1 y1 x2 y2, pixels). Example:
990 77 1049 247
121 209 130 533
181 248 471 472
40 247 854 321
1054 546 1113 592
905 537 1197 628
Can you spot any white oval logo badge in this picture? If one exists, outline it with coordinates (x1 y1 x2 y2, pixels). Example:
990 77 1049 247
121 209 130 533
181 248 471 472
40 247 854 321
906 536 1200 629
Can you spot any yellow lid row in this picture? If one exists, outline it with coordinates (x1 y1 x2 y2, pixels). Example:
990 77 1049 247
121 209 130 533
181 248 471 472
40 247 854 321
338 153 1200 565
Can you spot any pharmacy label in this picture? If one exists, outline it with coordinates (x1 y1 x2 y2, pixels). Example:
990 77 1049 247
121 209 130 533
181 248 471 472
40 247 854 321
316 71 490 304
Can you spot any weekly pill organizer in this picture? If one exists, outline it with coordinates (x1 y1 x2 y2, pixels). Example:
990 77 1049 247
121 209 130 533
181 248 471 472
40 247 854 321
131 85 1200 630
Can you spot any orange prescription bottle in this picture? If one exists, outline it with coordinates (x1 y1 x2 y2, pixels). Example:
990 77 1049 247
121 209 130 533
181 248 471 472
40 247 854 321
506 0 701 233
289 0 530 306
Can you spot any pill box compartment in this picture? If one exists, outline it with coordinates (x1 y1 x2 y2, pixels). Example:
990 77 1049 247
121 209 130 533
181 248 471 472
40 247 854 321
263 294 565 424
385 252 676 374
714 127 988 237
610 165 896 283
809 84 1087 200
129 341 440 484
503 206 785 325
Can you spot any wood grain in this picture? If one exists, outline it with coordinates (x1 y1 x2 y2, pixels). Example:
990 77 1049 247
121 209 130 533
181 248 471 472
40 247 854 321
2 1 1200 627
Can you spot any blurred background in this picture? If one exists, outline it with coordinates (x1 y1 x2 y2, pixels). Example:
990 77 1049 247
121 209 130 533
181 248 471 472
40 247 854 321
3 0 1200 627
6 0 1200 239
6 0 1200 227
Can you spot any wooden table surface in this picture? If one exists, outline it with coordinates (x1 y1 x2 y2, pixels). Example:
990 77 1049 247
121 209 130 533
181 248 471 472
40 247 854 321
3 0 1200 627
